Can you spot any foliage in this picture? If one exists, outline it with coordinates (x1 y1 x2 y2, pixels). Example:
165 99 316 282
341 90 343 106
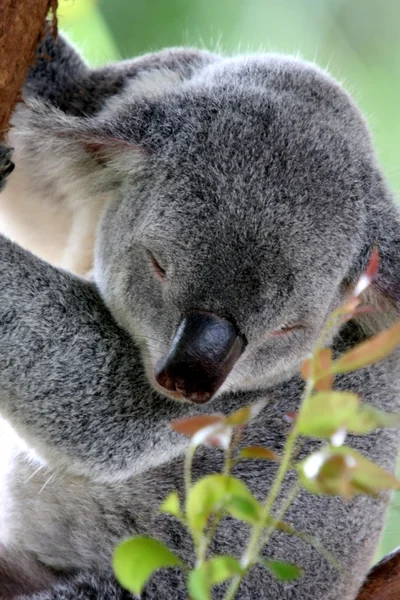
113 250 400 599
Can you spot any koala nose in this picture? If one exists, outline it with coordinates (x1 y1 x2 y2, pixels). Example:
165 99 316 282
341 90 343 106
155 312 245 404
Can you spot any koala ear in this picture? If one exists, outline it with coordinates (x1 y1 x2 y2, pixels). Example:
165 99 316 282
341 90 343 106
10 99 148 195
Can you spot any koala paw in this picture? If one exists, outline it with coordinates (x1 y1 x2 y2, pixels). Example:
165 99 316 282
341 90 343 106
0 144 15 192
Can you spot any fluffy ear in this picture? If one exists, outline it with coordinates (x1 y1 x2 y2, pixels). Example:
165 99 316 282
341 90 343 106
11 31 219 197
10 99 148 197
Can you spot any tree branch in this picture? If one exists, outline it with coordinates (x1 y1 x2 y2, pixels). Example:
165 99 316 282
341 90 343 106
0 0 58 138
356 546 400 600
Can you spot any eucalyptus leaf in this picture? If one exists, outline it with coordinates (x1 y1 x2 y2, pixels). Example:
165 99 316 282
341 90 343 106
297 391 359 438
261 558 302 581
298 446 400 498
160 490 182 520
188 557 242 600
333 320 400 373
113 536 182 595
186 475 260 539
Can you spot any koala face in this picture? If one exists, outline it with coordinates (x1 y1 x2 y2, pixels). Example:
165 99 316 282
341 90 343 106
94 55 374 403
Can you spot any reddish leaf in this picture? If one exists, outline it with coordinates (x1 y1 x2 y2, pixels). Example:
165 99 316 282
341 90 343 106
334 320 400 374
300 349 334 390
343 447 400 494
340 304 378 325
170 415 225 437
300 357 313 381
353 247 380 297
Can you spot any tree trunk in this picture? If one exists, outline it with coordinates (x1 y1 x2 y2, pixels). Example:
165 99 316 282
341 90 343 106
0 0 58 138
356 546 400 600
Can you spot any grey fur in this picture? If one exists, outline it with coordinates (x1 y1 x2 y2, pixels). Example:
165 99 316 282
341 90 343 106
0 32 399 599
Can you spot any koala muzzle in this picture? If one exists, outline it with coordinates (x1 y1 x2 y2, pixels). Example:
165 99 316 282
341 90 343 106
155 312 245 404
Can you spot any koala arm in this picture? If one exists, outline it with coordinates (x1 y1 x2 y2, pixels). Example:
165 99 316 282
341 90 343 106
0 230 194 481
18 573 132 600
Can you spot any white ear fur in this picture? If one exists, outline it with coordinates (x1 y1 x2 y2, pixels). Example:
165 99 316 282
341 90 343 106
10 99 148 187
10 64 186 180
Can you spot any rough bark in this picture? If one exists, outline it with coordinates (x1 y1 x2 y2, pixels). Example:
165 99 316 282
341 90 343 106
0 0 58 139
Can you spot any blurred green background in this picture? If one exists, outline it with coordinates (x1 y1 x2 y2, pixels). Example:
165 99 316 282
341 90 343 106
58 0 400 562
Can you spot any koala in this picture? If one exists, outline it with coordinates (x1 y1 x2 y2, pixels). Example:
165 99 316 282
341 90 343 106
0 31 399 600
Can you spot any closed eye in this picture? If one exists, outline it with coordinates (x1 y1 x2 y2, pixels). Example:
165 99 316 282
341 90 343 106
146 250 167 281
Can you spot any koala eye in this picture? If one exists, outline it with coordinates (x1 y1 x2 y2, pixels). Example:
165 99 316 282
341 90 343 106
270 323 307 336
146 249 167 281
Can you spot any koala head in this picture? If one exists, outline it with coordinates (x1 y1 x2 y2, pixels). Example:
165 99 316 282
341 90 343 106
17 51 397 404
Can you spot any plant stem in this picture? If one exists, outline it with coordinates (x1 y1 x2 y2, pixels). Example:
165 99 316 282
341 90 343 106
223 428 300 600
198 438 234 566
197 510 224 566
223 379 314 600
224 442 233 476
257 479 301 554
184 443 197 504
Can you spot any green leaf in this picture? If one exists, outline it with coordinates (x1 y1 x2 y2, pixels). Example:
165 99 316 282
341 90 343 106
206 556 242 584
297 391 360 438
188 568 210 600
160 491 182 520
188 557 242 600
226 406 252 426
113 536 182 595
261 558 302 581
228 495 261 524
240 446 280 461
347 405 400 434
186 475 261 540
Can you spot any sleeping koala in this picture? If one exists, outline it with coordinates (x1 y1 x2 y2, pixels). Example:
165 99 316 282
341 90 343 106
0 32 399 600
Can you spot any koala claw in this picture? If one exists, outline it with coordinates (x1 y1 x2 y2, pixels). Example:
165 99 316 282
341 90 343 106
0 144 15 192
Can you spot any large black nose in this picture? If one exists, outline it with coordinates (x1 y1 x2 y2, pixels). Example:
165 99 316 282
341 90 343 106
155 312 245 404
